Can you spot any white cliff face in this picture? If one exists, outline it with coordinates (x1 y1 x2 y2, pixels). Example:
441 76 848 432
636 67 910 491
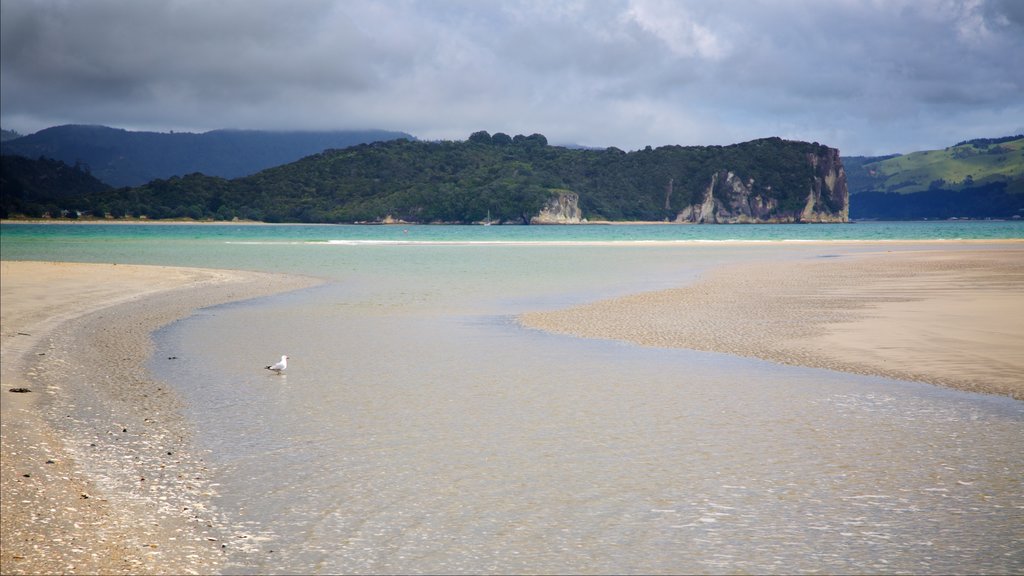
676 173 719 223
675 171 782 224
802 150 849 223
525 146 847 225
675 148 848 224
531 191 583 224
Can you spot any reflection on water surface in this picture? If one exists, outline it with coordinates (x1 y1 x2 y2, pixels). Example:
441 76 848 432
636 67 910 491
152 244 1023 575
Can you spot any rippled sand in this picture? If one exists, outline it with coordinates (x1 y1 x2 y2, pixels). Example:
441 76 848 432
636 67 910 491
521 247 1024 399
0 261 317 575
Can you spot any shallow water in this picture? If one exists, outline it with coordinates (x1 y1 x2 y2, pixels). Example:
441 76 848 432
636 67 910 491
147 241 1024 574
4 222 1021 573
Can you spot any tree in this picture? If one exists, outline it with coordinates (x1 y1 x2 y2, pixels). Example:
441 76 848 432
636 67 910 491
468 131 492 144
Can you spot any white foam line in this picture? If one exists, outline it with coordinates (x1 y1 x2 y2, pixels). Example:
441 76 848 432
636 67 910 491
224 241 310 245
310 239 844 246
222 238 1021 247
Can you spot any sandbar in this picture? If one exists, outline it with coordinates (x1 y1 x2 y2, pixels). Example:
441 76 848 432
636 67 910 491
521 246 1024 399
1 261 319 575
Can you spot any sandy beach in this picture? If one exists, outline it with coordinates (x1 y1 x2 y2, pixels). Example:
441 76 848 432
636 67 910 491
522 246 1024 399
2 245 1022 574
1 261 319 575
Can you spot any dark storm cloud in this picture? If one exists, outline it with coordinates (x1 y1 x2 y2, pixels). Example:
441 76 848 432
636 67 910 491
2 0 1022 155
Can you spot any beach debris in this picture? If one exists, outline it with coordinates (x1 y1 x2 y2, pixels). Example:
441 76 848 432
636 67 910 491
17 332 31 336
8 387 32 393
45 459 55 464
265 354 288 374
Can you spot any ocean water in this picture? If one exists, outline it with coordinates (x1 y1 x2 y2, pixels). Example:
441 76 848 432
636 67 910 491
2 219 1024 255
3 221 1023 574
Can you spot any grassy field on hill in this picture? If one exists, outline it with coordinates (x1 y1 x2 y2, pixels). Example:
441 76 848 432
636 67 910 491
854 136 1023 195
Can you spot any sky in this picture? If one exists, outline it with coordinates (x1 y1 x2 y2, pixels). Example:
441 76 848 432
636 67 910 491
2 0 1022 156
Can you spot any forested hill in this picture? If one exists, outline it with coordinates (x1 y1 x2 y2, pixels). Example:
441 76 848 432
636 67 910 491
1 155 111 218
42 132 847 224
0 124 413 187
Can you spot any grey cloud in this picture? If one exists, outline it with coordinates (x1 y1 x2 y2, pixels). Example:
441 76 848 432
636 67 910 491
989 0 1024 27
1 0 1022 155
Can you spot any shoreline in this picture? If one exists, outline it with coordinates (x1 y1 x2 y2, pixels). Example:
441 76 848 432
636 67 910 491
1 218 308 226
5 217 1024 229
1 261 321 575
521 246 1024 400
2 244 1022 573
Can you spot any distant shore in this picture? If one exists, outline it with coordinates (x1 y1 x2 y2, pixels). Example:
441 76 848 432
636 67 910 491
522 245 1024 399
0 261 320 575
5 216 1023 227
1 218 287 225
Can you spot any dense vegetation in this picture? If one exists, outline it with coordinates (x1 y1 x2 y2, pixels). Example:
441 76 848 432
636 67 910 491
5 133 836 223
0 124 413 187
0 155 111 218
845 135 1024 219
9 130 1019 223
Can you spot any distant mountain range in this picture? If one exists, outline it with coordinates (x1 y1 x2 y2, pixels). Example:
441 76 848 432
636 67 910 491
0 124 413 187
0 129 24 142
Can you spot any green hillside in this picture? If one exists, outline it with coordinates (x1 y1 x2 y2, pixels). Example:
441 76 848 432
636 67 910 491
5 133 847 224
852 135 1024 195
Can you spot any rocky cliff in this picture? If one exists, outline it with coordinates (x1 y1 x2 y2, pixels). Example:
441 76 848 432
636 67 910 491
675 147 848 223
531 191 583 224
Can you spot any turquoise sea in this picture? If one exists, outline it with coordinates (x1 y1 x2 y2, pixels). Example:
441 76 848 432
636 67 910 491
2 220 1022 574
2 220 1024 258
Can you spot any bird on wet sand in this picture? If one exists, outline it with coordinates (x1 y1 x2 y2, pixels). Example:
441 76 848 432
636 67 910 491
265 355 288 373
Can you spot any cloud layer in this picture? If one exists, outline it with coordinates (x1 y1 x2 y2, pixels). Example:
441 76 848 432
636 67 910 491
2 0 1022 155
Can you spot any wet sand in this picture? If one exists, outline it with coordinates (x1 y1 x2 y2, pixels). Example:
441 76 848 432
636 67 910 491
3 246 1022 573
522 246 1024 399
1 261 319 575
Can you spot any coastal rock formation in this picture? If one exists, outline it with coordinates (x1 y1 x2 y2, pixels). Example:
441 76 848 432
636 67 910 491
531 191 583 224
675 147 848 223
802 149 849 222
676 171 775 224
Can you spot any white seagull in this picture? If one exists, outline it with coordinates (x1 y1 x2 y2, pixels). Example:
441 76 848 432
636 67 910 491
265 355 288 374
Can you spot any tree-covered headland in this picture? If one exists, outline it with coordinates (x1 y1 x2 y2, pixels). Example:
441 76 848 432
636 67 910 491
3 132 846 223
